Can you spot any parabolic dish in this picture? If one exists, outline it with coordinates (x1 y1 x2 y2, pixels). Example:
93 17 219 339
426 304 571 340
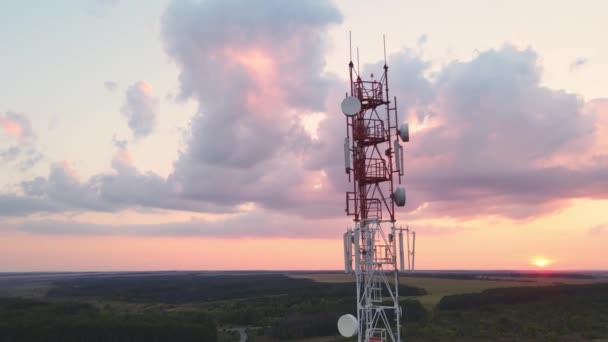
341 96 361 116
337 314 358 337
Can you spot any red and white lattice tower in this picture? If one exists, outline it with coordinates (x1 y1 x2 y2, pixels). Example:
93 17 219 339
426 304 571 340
337 39 412 342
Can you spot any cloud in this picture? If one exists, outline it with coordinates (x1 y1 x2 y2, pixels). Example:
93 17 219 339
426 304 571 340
0 111 35 144
0 195 61 216
104 81 118 92
121 81 159 139
0 111 43 171
2 0 345 224
3 42 608 228
8 151 232 217
20 161 115 212
3 0 345 222
161 0 343 215
8 210 343 238
2 2 608 240
370 46 606 219
17 148 43 171
417 34 428 47
414 224 466 236
0 146 21 163
303 45 608 221
569 57 588 71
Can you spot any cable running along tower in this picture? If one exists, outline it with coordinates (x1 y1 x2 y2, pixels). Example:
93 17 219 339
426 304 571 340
338 37 412 342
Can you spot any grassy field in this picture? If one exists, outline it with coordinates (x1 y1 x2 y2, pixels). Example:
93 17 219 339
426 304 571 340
290 273 607 309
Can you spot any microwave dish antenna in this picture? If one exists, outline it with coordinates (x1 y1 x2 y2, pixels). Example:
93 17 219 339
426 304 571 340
341 96 362 116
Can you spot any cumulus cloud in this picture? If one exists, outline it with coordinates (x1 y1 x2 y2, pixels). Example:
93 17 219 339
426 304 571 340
20 161 114 212
2 1 608 239
162 0 343 214
1 146 43 171
0 111 35 144
388 46 605 219
7 209 343 238
0 111 43 171
10 152 232 217
17 148 43 171
121 81 159 139
0 146 21 162
1 0 345 224
0 195 61 216
4 43 608 228
3 0 345 222
110 137 132 173
307 45 608 220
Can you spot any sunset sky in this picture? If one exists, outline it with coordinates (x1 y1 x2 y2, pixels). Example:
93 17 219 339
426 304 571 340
1 0 606 271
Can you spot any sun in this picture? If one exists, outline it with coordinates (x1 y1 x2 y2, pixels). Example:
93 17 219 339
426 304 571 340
531 257 553 268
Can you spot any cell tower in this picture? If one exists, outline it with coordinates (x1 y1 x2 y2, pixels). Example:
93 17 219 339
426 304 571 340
337 36 414 342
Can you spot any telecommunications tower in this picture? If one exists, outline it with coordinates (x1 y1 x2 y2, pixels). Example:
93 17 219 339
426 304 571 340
337 37 414 342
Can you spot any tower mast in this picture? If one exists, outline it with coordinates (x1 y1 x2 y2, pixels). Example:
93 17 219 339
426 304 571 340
339 37 411 342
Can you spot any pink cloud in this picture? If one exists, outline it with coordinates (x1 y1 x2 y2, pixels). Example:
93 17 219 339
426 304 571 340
0 111 42 171
2 2 608 242
0 112 35 144
121 81 158 139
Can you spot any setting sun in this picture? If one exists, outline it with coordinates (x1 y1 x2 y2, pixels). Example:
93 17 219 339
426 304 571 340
531 258 553 268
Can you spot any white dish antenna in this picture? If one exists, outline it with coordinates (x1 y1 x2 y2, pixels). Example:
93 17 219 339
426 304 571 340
341 96 361 116
337 314 358 337
399 123 410 142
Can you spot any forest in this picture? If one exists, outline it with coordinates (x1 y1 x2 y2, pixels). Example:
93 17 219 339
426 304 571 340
0 272 606 341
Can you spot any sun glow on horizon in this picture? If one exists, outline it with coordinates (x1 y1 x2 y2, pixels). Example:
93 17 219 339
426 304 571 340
531 257 554 268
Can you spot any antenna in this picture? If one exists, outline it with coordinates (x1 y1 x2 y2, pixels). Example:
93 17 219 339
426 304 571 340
406 227 411 270
343 229 353 273
394 139 401 174
338 314 358 338
356 47 360 75
341 96 362 116
349 31 353 63
399 228 405 272
344 137 351 174
383 34 387 66
338 36 415 342
395 226 415 272
411 231 416 271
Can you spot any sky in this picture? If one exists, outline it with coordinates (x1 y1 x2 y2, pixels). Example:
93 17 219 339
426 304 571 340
0 0 607 271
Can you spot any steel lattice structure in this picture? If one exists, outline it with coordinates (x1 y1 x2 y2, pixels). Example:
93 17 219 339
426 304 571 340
340 44 411 342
